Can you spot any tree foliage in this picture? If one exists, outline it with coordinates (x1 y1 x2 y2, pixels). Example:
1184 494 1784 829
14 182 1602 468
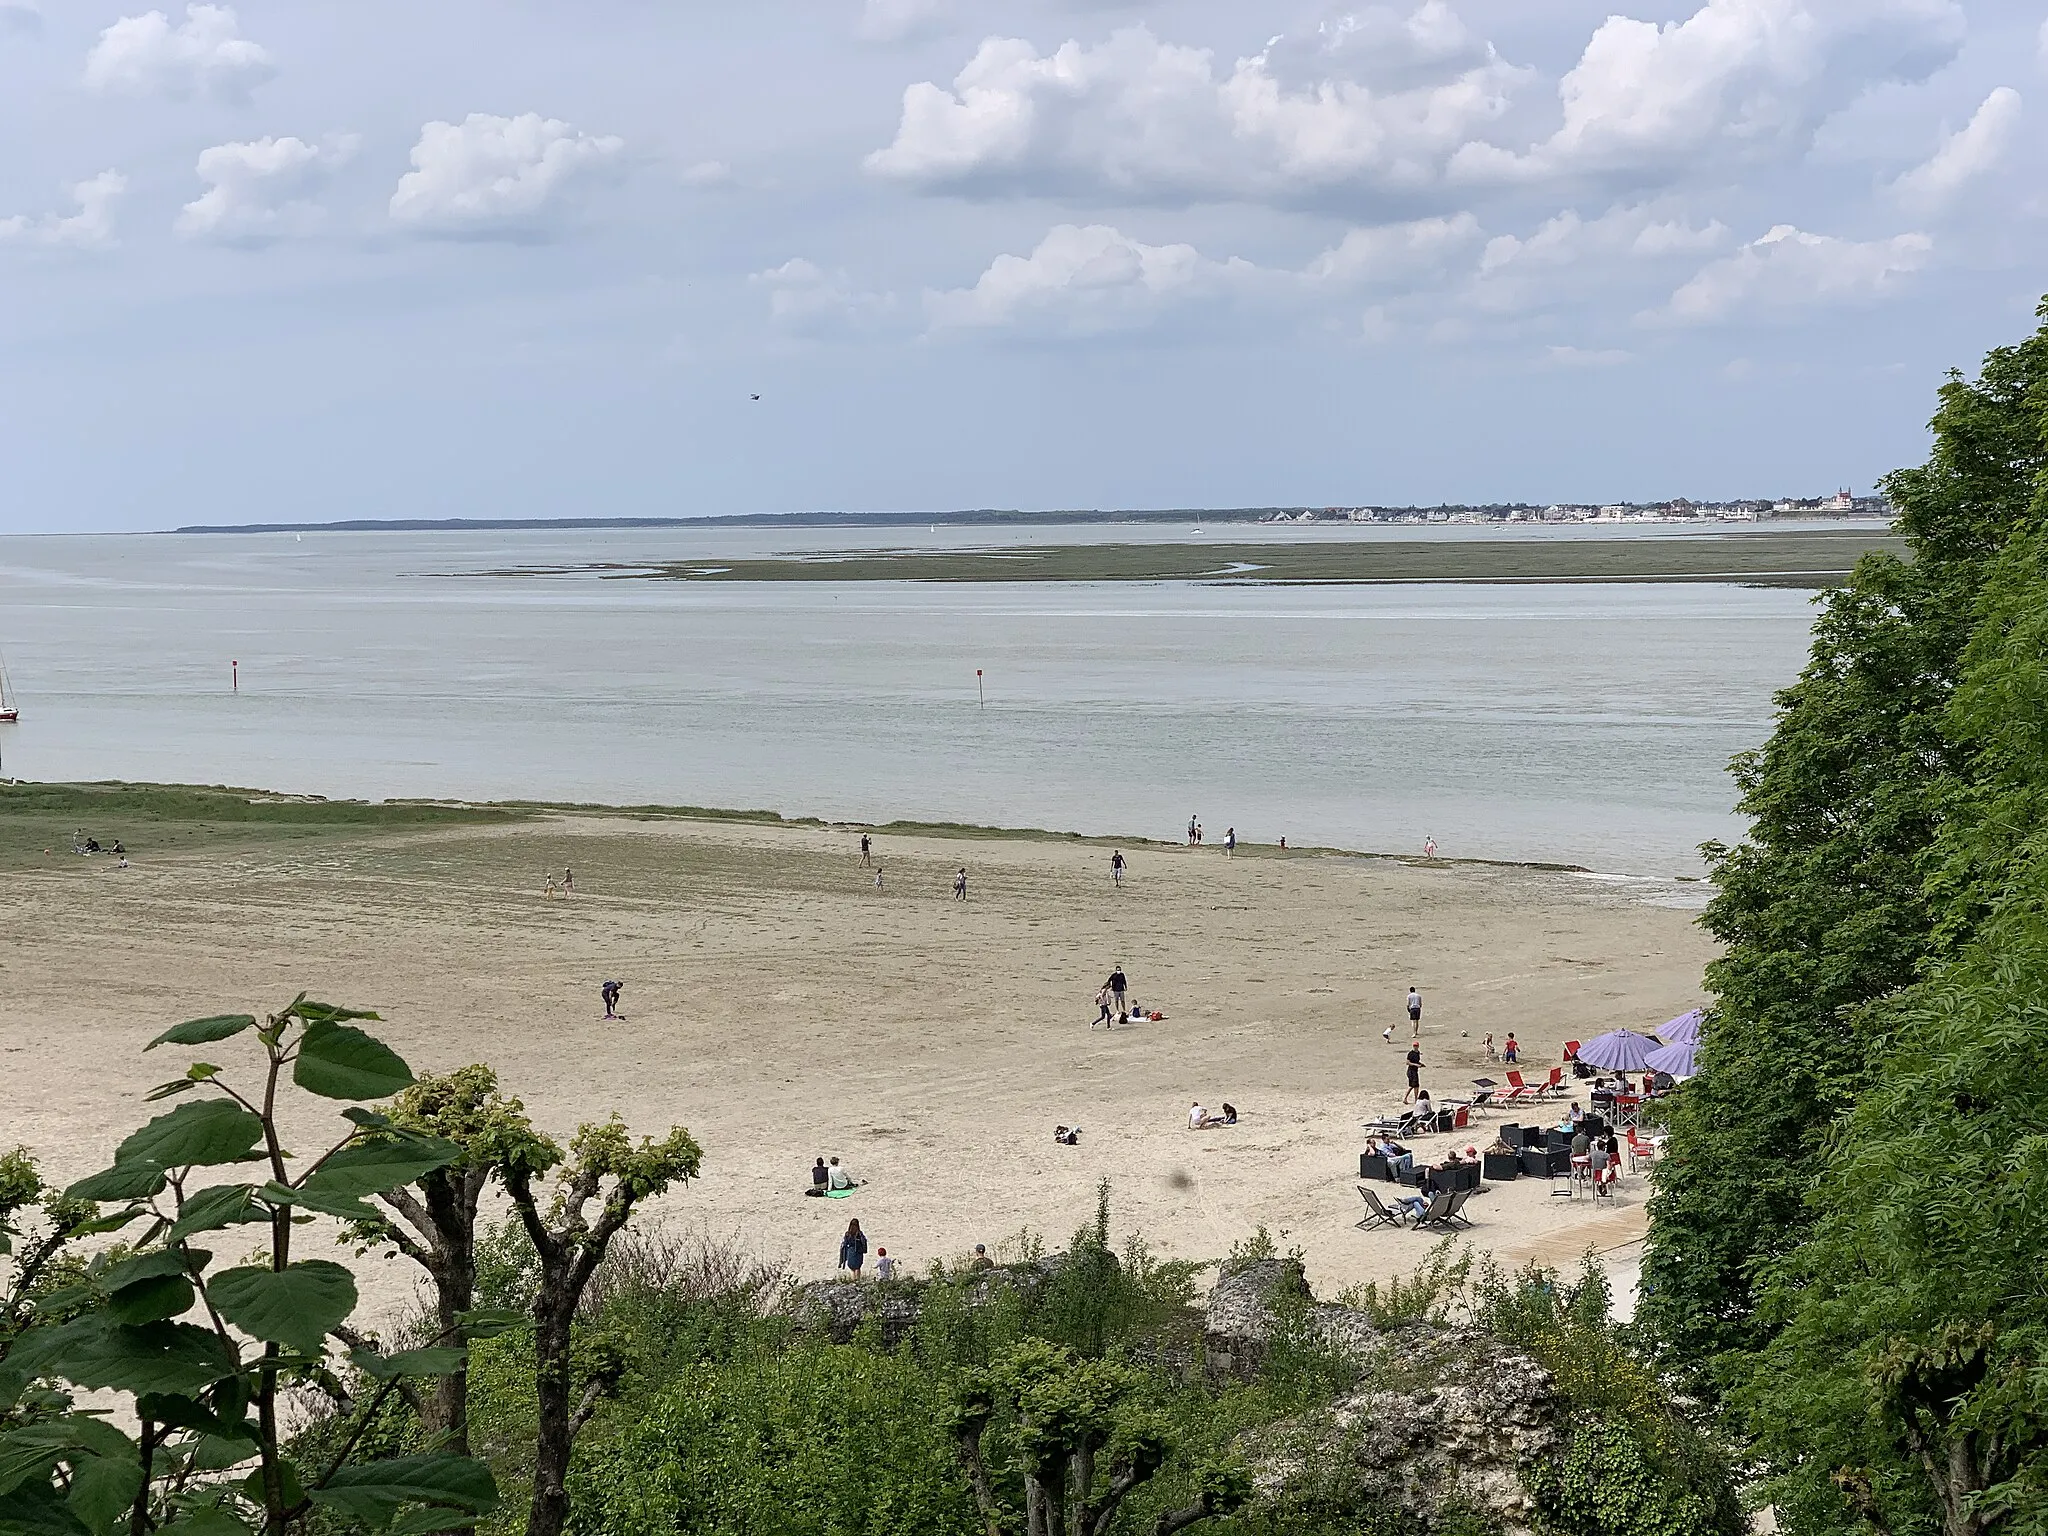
1639 299 2048 1383
0 997 499 1536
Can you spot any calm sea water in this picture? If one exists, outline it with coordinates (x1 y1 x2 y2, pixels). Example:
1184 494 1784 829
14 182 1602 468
0 524 1825 875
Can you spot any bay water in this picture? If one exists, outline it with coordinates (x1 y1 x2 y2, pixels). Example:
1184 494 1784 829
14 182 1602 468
0 524 1823 876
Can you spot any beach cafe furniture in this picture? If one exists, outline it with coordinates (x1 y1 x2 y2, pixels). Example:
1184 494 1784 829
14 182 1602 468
1660 1008 1703 1044
1575 1028 1661 1073
1645 1038 1699 1081
1355 1186 1403 1230
1415 1188 1475 1231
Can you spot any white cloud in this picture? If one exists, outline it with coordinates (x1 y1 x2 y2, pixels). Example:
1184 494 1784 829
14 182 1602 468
1452 0 1961 186
0 171 126 249
1304 213 1482 284
1891 86 2021 210
857 0 948 44
750 257 896 333
1546 344 1633 367
681 159 734 187
1653 223 1931 324
865 19 1522 208
389 113 625 238
925 222 1260 333
83 4 274 102
175 134 357 245
1464 203 1729 316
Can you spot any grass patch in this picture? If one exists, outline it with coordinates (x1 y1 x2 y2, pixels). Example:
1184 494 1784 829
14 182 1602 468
0 780 525 869
479 528 1904 589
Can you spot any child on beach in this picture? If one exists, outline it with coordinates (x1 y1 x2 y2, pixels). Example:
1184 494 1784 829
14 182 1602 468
1093 987 1114 1028
600 979 623 1019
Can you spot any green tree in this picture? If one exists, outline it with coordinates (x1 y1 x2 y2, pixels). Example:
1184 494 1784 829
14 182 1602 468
360 1065 557 1456
950 1338 1249 1536
1740 876 2048 1536
0 997 499 1536
499 1115 702 1536
1639 300 2048 1384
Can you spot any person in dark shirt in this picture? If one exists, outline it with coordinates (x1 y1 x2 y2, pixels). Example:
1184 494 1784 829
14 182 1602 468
1404 1042 1425 1103
1108 966 1128 1025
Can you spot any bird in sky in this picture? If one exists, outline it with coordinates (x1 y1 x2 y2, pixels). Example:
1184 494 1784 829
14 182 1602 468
750 393 761 401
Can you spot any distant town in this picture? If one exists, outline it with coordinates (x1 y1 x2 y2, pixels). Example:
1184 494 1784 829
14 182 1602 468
1258 490 1892 524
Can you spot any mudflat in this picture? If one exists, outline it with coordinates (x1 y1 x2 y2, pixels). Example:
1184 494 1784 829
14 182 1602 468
0 804 1711 1311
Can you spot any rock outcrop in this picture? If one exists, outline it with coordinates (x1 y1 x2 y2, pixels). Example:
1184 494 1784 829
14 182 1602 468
1207 1258 1563 1536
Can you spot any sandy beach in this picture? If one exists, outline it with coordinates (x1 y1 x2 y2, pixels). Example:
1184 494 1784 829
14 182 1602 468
0 812 1710 1315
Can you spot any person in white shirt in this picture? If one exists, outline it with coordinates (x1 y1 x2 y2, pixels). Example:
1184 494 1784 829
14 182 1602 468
1189 1101 1208 1130
874 1247 897 1281
827 1157 857 1190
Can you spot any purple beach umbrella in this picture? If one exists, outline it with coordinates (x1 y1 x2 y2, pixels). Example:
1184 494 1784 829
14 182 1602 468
1661 1009 1703 1044
1575 1028 1661 1071
1646 1039 1699 1078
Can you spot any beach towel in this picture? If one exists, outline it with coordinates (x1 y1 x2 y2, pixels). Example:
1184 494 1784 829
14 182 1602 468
824 1187 857 1199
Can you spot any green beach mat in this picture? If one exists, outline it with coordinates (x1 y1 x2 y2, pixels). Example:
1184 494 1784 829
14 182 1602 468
825 1187 857 1198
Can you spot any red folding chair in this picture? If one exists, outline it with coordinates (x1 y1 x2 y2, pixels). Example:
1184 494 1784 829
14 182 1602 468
1502 1071 1533 1104
1538 1066 1566 1097
1563 1040 1581 1061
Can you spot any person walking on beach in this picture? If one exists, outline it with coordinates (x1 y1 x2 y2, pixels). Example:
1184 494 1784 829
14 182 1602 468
1093 986 1115 1029
839 1219 868 1278
1188 815 1198 846
874 1246 897 1282
1111 850 1126 885
1224 827 1236 856
1404 1039 1425 1103
1423 835 1437 860
562 868 573 896
952 867 968 900
1407 986 1423 1031
544 874 559 899
600 979 623 1019
1107 964 1128 1025
873 863 884 891
860 834 872 866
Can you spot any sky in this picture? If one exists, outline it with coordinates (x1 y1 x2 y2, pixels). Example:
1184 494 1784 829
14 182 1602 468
0 0 2043 532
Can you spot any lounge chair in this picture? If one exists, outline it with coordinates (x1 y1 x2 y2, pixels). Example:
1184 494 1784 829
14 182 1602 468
1452 1104 1470 1130
1409 1191 1457 1230
1469 1079 1498 1111
1563 1040 1581 1061
1438 1188 1476 1228
1355 1186 1403 1230
1501 1072 1533 1104
1536 1066 1567 1097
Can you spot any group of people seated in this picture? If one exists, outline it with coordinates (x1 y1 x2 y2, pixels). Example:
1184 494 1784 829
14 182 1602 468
804 1156 860 1195
1188 1101 1239 1129
1384 1147 1475 1219
1569 1125 1623 1190
1053 1124 1081 1145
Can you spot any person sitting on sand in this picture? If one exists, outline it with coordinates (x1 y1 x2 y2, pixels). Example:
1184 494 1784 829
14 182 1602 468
1219 1102 1238 1125
1054 1125 1081 1145
1366 1134 1415 1179
827 1156 858 1191
1189 1101 1210 1130
806 1157 829 1195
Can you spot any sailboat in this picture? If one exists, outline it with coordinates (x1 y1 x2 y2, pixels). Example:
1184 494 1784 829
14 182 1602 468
0 653 18 723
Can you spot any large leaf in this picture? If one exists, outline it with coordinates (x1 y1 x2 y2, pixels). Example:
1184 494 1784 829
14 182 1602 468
105 1275 194 1326
166 1186 263 1244
301 1136 460 1198
147 1015 257 1050
350 1347 466 1383
293 1023 413 1102
137 1394 259 1447
116 1101 265 1171
258 1182 380 1225
0 1478 89 1536
0 1425 69 1498
307 1455 497 1525
159 1502 256 1534
13 1319 239 1397
101 1249 201 1324
386 1508 480 1536
64 1162 166 1203
209 1263 356 1355
65 1453 143 1533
